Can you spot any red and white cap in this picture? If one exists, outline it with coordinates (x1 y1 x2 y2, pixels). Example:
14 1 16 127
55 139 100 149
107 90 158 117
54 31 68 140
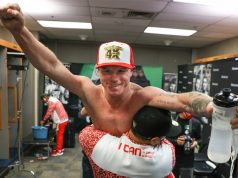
96 41 135 69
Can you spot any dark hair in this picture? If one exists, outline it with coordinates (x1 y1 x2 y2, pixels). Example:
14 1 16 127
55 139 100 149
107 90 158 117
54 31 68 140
131 106 171 139
40 94 50 100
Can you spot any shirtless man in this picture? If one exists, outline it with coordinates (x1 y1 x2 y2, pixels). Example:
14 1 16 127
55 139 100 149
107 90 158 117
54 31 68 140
1 3 238 135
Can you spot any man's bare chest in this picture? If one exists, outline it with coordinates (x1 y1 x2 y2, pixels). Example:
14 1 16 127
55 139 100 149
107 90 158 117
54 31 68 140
96 108 133 122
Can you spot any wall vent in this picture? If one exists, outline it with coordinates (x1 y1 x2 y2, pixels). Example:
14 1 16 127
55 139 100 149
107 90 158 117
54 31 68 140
96 8 128 18
101 10 116 16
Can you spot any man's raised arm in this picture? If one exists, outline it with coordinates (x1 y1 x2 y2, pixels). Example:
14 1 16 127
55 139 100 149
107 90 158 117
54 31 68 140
0 3 89 97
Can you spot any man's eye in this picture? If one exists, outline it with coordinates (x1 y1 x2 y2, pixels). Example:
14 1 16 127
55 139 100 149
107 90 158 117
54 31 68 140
118 70 126 73
103 70 111 73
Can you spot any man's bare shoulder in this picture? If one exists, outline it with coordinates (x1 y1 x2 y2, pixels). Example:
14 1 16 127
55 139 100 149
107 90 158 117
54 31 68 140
130 85 164 102
131 84 165 95
130 82 142 91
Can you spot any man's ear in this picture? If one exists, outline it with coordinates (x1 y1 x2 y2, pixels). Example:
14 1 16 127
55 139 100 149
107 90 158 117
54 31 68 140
150 137 161 146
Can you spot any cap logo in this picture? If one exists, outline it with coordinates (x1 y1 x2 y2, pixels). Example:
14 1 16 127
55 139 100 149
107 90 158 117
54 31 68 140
96 41 134 69
105 45 123 60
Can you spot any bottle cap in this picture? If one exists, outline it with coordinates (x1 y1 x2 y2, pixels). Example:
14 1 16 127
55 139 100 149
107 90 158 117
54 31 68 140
213 88 238 107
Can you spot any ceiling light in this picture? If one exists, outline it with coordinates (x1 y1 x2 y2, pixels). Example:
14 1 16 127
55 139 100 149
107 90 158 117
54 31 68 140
164 40 173 46
37 20 92 29
173 0 216 5
173 0 238 9
173 0 238 14
144 27 196 36
78 34 88 40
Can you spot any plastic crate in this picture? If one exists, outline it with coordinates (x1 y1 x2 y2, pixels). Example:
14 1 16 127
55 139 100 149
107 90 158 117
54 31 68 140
32 126 48 139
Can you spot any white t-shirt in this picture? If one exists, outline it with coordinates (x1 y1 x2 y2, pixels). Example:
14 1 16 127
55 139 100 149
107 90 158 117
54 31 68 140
91 134 174 178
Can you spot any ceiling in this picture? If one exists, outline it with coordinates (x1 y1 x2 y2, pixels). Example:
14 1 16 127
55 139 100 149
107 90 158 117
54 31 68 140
16 0 238 48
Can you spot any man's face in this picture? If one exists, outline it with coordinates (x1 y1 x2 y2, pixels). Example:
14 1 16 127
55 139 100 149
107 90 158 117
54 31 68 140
43 97 49 103
98 66 132 96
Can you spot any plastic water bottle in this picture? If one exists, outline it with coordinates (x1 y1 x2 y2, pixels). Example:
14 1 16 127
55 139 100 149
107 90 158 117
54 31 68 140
207 88 238 163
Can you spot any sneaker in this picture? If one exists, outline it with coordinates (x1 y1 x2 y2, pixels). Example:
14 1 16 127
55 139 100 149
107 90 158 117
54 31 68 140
51 150 63 157
53 148 64 152
37 156 48 160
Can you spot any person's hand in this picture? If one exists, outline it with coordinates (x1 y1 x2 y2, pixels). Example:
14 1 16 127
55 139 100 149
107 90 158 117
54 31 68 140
40 120 45 126
191 139 197 149
80 107 89 116
206 101 213 117
230 118 238 129
176 135 185 146
230 106 238 129
0 3 24 34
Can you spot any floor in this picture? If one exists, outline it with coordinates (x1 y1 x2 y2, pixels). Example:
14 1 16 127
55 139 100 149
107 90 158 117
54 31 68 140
4 134 83 178
3 132 236 178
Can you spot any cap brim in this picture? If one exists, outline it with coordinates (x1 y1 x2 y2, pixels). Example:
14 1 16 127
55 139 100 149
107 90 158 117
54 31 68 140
166 120 182 137
96 62 134 69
